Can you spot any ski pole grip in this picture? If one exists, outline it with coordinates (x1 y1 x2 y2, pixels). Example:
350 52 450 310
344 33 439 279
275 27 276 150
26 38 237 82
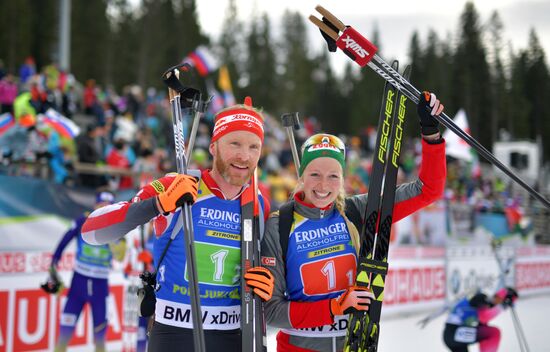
336 26 378 67
281 113 302 175
162 63 201 105
281 112 301 130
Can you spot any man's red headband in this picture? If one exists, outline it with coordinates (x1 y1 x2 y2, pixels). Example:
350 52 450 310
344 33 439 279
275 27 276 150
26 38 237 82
211 96 264 143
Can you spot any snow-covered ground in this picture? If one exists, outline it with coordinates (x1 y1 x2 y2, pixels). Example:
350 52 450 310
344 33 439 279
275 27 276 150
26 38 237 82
266 293 549 351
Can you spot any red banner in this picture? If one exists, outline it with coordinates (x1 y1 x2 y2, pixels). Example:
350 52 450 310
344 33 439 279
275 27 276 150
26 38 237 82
0 284 124 351
384 265 446 305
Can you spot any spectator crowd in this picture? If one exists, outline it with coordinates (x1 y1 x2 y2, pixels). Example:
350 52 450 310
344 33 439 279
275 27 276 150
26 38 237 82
0 57 533 223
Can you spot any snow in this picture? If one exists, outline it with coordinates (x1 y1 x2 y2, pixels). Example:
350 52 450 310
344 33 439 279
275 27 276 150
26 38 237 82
266 293 550 351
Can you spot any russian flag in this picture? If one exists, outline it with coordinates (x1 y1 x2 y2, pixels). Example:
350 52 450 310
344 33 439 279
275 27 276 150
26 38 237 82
183 46 219 77
0 113 15 136
40 108 81 139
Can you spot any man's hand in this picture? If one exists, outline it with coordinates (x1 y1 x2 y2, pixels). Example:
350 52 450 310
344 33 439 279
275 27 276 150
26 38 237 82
157 174 199 213
330 286 374 316
244 267 274 302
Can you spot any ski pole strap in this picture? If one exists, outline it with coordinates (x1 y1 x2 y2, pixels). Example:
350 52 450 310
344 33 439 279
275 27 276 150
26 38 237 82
151 237 173 281
310 6 378 67
162 63 201 106
278 201 295 264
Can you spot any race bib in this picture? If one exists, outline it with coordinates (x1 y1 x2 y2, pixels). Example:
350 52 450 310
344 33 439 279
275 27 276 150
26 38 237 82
454 326 477 343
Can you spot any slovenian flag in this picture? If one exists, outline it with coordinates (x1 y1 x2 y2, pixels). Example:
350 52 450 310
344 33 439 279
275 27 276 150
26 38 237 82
40 109 81 139
0 113 15 136
183 46 219 77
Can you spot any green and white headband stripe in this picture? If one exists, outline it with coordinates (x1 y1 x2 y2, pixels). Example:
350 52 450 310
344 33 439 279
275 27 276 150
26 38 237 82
299 134 346 176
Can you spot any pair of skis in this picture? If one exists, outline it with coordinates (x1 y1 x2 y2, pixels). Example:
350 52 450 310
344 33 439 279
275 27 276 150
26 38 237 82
348 60 410 351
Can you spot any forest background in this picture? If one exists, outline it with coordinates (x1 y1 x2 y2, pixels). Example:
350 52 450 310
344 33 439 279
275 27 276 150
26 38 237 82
1 0 549 161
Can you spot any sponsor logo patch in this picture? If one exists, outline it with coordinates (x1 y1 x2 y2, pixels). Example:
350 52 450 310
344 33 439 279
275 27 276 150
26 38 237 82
151 180 165 194
261 256 276 266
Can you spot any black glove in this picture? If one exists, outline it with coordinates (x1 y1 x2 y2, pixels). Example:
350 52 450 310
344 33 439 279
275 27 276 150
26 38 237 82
503 287 519 307
40 266 63 294
320 17 339 52
417 91 444 136
137 271 157 317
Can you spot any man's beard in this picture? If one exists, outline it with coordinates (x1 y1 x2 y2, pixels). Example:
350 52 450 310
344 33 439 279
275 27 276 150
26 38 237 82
214 149 254 187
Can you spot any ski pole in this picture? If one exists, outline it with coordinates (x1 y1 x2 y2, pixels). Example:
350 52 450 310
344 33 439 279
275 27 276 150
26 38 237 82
252 169 267 352
281 112 302 177
241 168 267 352
310 5 550 210
186 96 212 162
162 63 206 352
138 178 152 273
510 306 530 352
490 239 514 288
491 240 530 352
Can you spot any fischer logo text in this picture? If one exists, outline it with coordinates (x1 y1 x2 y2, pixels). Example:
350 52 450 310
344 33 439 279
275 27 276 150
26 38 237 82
392 95 407 167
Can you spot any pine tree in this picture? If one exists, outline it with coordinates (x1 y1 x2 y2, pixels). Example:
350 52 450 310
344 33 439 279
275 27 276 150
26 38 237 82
218 0 245 100
71 1 110 84
524 29 550 161
347 25 385 134
244 13 278 112
508 49 531 138
486 11 508 143
451 2 493 150
407 31 424 84
0 0 57 72
106 0 140 90
279 10 316 115
309 51 349 133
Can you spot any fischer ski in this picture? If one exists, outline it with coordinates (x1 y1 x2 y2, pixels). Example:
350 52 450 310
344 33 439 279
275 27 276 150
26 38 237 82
309 5 550 210
343 59 411 351
241 169 267 352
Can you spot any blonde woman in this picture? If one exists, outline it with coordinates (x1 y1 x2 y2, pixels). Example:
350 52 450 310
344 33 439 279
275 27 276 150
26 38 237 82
261 92 447 351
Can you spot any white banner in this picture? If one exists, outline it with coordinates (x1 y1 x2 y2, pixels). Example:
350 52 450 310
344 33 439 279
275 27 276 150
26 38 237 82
445 245 515 302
